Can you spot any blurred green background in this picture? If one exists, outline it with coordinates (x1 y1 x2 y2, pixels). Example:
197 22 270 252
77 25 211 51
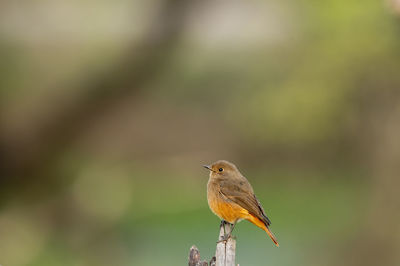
1 0 400 265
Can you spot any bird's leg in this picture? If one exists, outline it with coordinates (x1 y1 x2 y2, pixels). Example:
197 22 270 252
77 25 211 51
229 221 237 236
217 220 236 243
225 221 237 239
220 220 226 230
219 220 227 238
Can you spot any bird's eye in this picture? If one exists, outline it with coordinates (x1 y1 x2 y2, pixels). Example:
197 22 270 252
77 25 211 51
219 168 223 172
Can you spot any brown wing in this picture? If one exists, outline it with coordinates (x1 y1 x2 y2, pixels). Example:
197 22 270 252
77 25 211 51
219 177 271 226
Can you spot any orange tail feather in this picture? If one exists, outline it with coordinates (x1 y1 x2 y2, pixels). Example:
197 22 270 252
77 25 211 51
247 214 279 247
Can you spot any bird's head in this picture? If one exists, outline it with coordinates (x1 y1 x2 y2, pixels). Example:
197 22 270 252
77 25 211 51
203 160 240 179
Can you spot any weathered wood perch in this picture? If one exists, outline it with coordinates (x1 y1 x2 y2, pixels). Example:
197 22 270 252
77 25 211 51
188 246 215 266
189 222 237 266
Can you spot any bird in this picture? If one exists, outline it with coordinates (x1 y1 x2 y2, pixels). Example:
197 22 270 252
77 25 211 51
204 160 279 247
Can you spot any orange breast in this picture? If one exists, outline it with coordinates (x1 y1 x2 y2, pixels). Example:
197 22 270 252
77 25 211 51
208 197 249 224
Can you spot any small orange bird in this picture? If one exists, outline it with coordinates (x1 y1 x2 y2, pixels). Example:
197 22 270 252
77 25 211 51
204 160 279 247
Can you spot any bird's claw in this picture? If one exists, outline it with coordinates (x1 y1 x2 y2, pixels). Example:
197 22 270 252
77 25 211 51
216 234 236 243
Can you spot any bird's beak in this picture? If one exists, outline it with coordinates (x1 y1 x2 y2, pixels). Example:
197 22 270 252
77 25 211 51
203 165 212 171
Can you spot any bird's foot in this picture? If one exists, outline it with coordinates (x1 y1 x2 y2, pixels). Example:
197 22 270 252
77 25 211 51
217 234 236 243
220 220 226 228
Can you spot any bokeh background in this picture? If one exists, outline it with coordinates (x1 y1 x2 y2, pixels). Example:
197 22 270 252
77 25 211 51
1 0 400 265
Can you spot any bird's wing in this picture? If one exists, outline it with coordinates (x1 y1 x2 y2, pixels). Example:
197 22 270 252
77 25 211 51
219 178 271 226
254 195 271 225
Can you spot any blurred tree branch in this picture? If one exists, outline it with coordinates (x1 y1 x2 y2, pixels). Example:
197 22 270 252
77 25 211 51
0 0 189 192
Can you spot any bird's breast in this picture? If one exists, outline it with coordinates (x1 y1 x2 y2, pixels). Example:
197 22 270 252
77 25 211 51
207 179 248 224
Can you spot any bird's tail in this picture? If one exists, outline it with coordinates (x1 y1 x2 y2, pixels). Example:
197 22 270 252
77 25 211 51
247 214 279 247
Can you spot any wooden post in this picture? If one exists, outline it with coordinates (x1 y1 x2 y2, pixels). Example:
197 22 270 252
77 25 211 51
188 222 236 266
188 245 211 266
216 222 236 266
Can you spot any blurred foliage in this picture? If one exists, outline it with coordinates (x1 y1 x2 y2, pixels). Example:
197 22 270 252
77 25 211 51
1 0 400 265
